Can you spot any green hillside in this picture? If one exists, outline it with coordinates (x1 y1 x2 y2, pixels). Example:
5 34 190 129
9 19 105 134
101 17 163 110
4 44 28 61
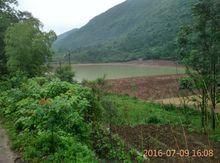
53 0 195 62
52 28 78 49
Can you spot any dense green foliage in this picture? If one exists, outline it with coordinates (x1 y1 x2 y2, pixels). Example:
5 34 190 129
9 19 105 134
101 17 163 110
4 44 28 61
0 1 149 161
1 0 55 76
0 0 38 75
4 19 56 76
55 65 75 83
53 0 195 62
0 76 132 161
0 77 96 161
178 0 220 130
0 0 19 75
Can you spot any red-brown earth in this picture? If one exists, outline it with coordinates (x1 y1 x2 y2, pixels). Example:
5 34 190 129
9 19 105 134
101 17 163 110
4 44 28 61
111 125 220 162
105 74 188 101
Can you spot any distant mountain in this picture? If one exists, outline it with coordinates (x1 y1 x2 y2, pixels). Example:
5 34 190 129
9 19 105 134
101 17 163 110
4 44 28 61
53 28 78 49
53 0 195 62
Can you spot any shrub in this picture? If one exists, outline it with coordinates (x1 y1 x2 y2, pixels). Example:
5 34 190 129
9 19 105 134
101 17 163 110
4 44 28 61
146 115 162 124
179 77 194 90
0 76 132 162
0 77 99 161
92 124 129 161
55 65 75 83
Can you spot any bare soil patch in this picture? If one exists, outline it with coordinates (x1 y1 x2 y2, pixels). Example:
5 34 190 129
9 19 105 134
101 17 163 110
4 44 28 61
111 125 220 162
106 74 188 100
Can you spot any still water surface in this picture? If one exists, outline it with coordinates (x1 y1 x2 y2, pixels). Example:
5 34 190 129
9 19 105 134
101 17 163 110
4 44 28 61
72 63 184 82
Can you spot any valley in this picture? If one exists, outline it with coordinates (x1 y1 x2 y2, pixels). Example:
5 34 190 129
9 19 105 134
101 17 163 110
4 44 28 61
0 0 219 162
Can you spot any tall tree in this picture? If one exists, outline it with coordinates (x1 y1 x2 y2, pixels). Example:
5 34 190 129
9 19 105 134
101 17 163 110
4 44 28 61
0 0 19 75
0 0 35 75
4 19 56 76
178 0 220 130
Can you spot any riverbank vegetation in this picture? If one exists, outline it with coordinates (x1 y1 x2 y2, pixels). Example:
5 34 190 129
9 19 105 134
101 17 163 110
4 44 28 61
0 0 219 162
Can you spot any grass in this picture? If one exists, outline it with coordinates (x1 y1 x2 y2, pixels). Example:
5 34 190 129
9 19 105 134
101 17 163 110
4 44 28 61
108 94 220 141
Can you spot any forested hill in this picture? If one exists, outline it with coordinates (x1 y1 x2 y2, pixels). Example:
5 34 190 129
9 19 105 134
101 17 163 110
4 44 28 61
53 0 195 62
53 28 78 49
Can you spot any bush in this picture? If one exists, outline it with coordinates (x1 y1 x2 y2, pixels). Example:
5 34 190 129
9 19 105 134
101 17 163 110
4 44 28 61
0 80 12 92
92 124 129 161
101 97 119 125
146 115 162 124
0 77 100 161
55 65 75 83
179 77 194 90
0 75 132 162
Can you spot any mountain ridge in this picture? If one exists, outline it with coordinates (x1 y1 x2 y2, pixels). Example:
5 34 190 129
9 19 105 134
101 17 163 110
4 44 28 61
53 0 195 62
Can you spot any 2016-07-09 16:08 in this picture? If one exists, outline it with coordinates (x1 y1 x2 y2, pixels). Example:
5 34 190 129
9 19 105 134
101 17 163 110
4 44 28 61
144 149 214 158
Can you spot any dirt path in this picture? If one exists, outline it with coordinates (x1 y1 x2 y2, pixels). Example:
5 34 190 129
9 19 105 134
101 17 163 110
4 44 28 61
0 123 17 163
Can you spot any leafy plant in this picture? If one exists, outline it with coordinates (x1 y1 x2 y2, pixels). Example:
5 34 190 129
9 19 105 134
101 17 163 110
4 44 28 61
55 65 75 83
92 124 129 161
0 76 99 161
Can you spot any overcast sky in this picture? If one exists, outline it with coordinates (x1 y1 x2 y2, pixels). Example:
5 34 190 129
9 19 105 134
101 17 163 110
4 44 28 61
17 0 125 35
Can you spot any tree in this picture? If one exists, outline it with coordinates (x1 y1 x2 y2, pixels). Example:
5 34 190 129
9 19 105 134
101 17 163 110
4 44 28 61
4 19 56 76
0 0 19 75
178 0 220 130
0 0 35 75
